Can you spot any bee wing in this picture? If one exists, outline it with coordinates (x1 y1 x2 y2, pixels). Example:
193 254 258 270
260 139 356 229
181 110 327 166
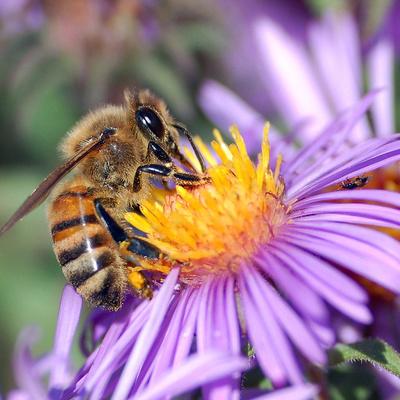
0 128 116 236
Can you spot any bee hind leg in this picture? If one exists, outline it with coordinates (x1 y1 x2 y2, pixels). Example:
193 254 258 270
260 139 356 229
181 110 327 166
94 198 161 259
126 236 160 259
94 198 159 299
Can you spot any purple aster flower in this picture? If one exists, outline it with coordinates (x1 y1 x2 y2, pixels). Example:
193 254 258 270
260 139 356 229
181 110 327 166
9 91 400 398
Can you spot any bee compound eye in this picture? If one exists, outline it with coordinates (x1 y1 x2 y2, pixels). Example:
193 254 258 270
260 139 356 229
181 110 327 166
135 107 164 139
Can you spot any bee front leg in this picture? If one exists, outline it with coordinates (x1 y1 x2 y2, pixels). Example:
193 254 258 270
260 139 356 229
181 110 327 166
132 164 205 192
172 123 206 173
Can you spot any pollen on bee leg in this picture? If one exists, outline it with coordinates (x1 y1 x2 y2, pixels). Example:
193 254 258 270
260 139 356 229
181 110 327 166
127 266 153 299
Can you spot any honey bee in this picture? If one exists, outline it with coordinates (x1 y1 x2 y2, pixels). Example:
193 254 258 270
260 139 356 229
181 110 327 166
0 89 207 310
340 175 369 190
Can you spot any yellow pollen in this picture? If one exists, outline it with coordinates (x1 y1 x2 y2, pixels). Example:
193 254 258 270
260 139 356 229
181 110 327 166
125 125 288 284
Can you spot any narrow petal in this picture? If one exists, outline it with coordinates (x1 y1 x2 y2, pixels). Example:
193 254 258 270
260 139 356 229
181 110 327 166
82 299 151 394
239 267 302 385
283 90 379 183
288 136 400 199
294 189 400 209
111 268 180 400
269 241 372 324
79 310 130 392
268 237 368 303
147 288 194 384
13 327 47 399
132 352 248 400
288 223 400 271
292 203 400 238
254 18 332 139
257 252 329 323
367 39 395 136
308 12 369 141
238 272 286 385
198 80 278 153
280 231 400 294
172 289 201 368
49 285 82 391
248 267 326 364
201 277 241 400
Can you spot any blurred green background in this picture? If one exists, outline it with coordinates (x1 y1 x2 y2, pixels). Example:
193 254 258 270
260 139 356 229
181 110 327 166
0 0 226 391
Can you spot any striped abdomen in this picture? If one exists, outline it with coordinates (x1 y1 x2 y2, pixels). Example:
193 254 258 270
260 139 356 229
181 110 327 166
48 180 126 310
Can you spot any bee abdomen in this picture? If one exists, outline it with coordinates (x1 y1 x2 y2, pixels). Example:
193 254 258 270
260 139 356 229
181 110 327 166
49 182 127 310
57 233 108 266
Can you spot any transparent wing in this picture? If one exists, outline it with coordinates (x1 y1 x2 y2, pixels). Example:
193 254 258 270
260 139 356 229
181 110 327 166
0 128 116 236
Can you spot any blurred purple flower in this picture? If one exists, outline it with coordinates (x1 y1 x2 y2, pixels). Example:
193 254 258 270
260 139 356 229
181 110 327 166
0 0 43 34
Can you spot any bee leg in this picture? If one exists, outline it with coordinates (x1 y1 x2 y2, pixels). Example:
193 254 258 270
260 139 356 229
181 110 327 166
127 267 153 299
126 236 160 259
172 123 206 173
133 164 204 192
94 199 127 243
95 198 160 259
148 140 206 176
147 141 172 163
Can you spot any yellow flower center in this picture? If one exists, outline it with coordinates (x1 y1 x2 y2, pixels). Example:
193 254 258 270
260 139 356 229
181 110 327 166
124 125 288 285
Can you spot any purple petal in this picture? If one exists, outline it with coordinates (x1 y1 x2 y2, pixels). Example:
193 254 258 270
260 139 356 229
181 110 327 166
225 277 241 354
111 268 180 400
77 309 133 397
198 80 279 153
288 135 400 199
196 278 214 352
201 277 241 399
294 189 400 209
247 267 326 364
262 254 330 323
288 222 400 272
306 318 336 348
280 230 400 295
13 327 47 399
283 90 379 183
81 299 151 394
268 238 368 303
268 241 371 323
147 288 193 383
49 285 82 391
239 266 302 385
366 39 395 136
172 289 201 368
132 352 248 400
238 271 287 385
308 12 369 141
254 18 332 140
292 202 400 232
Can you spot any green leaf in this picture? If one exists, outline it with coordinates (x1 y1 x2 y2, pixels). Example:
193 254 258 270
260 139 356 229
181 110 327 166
327 365 379 400
329 338 400 378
